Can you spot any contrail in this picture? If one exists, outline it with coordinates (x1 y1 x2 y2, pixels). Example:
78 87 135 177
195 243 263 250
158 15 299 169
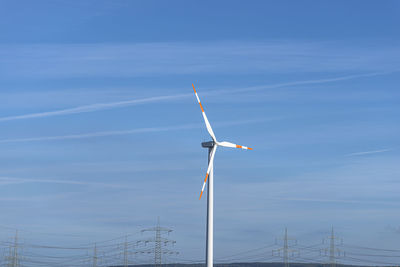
346 148 392 157
0 93 191 122
0 176 131 189
0 118 272 144
0 71 396 123
225 70 399 94
0 125 197 143
270 196 400 206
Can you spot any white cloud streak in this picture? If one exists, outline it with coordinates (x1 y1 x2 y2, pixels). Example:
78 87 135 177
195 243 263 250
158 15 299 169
1 41 399 78
0 93 190 122
0 118 272 144
0 70 396 123
0 125 196 143
346 148 392 157
0 176 130 189
269 196 400 206
226 70 399 94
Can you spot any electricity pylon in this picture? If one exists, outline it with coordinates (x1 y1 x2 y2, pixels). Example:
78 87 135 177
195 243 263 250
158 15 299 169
272 228 299 267
92 243 97 267
137 217 178 267
124 236 129 267
6 230 20 267
322 227 344 267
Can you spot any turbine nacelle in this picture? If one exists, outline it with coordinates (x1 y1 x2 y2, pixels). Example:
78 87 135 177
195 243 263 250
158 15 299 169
201 140 252 150
201 141 215 148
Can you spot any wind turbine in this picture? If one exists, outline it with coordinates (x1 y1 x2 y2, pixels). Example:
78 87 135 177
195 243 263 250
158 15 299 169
192 84 252 267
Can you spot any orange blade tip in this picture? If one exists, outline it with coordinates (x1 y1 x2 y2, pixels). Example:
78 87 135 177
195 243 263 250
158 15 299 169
199 191 203 200
248 147 253 150
192 84 196 93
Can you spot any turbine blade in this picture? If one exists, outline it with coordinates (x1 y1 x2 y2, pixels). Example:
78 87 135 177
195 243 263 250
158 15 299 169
218 141 253 150
199 146 217 200
192 84 217 141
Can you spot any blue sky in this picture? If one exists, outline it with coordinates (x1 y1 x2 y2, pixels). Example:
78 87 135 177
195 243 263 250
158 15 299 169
0 0 399 265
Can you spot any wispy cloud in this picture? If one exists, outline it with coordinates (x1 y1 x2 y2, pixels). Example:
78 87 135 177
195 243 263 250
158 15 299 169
1 41 399 78
0 70 396 123
0 118 272 144
0 125 196 143
0 93 190 122
0 176 130 189
226 70 399 94
346 148 392 157
269 196 400 206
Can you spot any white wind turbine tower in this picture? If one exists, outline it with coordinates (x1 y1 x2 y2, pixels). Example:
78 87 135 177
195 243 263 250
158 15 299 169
192 84 253 267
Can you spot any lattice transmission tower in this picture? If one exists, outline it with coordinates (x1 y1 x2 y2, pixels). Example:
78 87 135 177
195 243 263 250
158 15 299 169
321 227 345 267
92 243 97 267
136 217 178 267
272 228 299 267
5 230 20 267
